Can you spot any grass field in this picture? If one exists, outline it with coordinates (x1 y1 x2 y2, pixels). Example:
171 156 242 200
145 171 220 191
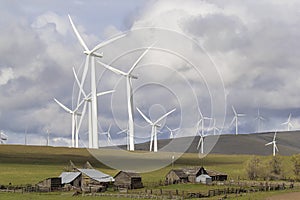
0 144 298 200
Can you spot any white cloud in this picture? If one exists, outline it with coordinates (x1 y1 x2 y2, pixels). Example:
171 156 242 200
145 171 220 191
0 67 14 85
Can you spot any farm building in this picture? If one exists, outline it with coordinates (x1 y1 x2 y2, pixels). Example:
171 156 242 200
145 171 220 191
114 171 143 189
59 172 81 187
196 174 212 184
36 177 62 191
165 167 227 184
165 169 188 184
206 169 228 181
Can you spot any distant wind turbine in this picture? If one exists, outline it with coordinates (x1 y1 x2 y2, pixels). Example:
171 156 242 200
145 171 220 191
117 127 129 150
197 131 206 154
265 131 279 156
281 113 293 131
0 131 7 144
197 111 211 137
166 126 179 139
54 98 84 148
255 108 265 133
99 124 112 145
212 119 220 135
97 44 154 151
230 106 245 135
137 107 176 152
68 14 125 149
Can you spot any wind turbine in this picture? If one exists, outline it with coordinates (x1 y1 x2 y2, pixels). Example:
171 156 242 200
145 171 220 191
137 107 176 152
0 131 7 144
255 108 265 133
211 119 220 135
230 106 245 135
97 45 153 151
265 131 279 156
196 111 211 137
99 124 112 145
45 128 50 146
117 127 129 150
54 98 84 148
166 126 179 139
281 113 293 131
68 15 125 149
73 67 114 148
197 131 205 154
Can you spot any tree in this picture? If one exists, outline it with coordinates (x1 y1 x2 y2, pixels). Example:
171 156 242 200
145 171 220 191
291 154 300 180
268 156 284 180
246 156 261 180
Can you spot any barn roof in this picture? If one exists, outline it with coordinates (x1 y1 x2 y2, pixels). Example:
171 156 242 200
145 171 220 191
78 168 114 182
114 171 141 178
171 169 188 178
59 172 81 184
206 170 227 177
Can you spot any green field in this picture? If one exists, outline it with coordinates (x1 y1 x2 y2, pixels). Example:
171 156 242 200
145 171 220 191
0 145 298 199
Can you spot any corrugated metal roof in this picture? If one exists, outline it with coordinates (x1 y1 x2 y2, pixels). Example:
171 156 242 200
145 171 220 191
78 169 114 182
59 172 81 184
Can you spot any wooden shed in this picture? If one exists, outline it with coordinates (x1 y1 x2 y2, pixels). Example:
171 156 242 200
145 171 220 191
114 171 143 189
165 169 188 184
36 177 62 191
206 170 228 181
59 172 81 187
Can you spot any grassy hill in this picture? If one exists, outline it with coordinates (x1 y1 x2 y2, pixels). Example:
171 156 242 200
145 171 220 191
131 131 300 156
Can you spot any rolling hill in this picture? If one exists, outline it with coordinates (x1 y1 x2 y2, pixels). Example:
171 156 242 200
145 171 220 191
131 131 300 156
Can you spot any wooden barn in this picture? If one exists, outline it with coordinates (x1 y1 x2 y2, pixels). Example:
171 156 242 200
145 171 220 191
114 171 143 189
59 172 81 187
36 177 62 191
182 167 204 183
206 170 228 181
165 169 188 184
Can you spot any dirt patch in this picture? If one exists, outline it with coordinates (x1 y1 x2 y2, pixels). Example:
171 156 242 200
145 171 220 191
265 192 300 200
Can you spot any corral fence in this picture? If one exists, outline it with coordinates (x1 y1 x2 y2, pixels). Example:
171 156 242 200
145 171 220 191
0 182 296 199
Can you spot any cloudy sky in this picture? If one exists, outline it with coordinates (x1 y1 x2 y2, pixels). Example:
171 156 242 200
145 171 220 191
1 0 300 147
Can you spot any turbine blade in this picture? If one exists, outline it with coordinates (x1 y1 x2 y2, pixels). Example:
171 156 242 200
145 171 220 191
91 33 126 53
154 108 176 124
97 61 127 76
68 14 89 52
54 98 72 114
73 67 87 98
77 101 87 133
265 142 272 146
232 106 237 116
128 43 155 74
230 117 236 127
275 144 279 152
80 56 90 97
136 107 153 125
97 90 114 97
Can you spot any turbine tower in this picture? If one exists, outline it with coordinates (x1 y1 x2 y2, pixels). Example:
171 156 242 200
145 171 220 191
137 107 176 152
73 68 114 148
68 15 125 149
166 126 179 139
54 98 84 148
197 131 205 154
97 45 153 151
265 131 279 156
255 108 265 133
281 113 293 131
0 131 7 144
230 106 245 135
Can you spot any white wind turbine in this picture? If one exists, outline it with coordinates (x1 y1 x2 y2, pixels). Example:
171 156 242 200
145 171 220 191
166 126 179 139
0 131 7 144
255 108 265 133
281 113 293 131
230 106 245 135
68 15 125 149
265 131 279 156
197 111 211 138
99 124 112 145
211 119 220 135
73 67 114 148
97 45 153 151
137 107 176 152
197 131 205 154
117 126 129 150
54 98 84 148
